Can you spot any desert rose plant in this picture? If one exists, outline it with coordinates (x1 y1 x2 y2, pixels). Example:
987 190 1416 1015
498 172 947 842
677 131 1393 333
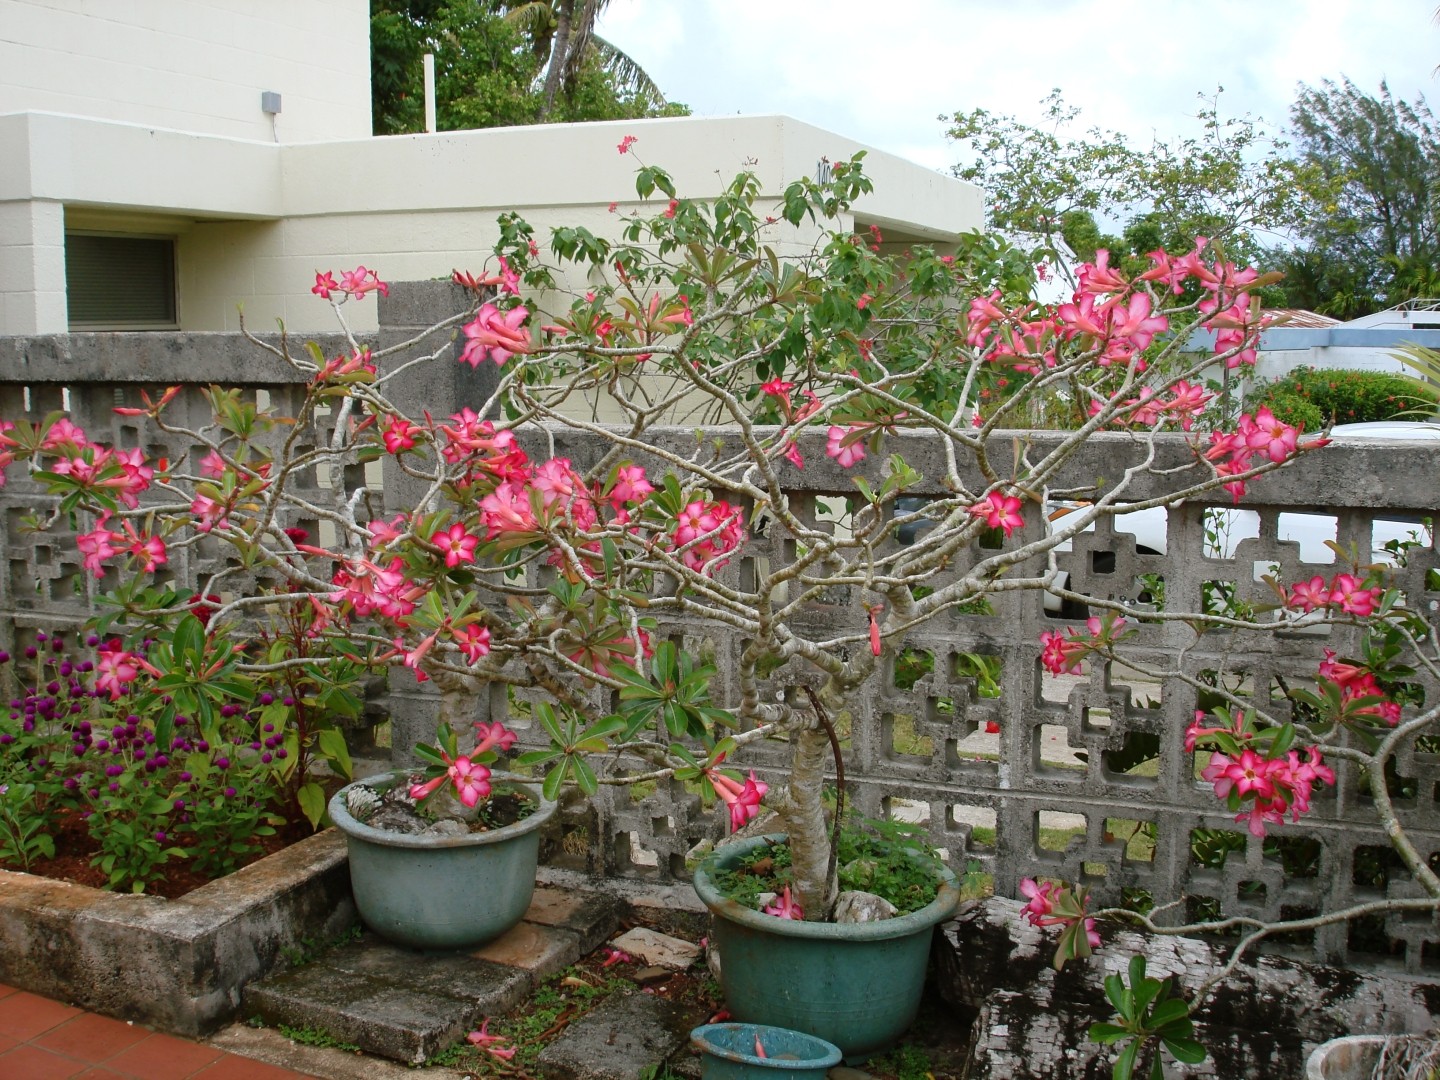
3 141 1436 1074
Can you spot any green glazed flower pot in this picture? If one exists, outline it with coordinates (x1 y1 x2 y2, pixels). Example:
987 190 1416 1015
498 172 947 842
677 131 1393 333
693 833 960 1063
328 770 556 950
691 1023 843 1079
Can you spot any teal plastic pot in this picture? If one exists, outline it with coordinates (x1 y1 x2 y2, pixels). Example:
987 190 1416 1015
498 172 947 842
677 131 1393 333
694 833 960 1063
328 770 556 950
691 1023 842 1079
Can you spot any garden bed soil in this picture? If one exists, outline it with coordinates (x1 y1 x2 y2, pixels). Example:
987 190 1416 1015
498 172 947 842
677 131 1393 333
3 806 296 898
1 776 349 899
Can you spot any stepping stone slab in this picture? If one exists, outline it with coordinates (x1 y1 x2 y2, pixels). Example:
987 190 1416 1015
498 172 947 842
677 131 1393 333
242 886 623 1065
536 989 698 1080
245 937 531 1065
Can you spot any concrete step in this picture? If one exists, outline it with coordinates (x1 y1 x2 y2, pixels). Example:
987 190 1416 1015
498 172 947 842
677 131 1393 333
243 885 621 1065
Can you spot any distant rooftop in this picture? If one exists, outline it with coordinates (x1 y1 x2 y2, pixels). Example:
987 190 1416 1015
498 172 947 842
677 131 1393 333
1264 309 1341 329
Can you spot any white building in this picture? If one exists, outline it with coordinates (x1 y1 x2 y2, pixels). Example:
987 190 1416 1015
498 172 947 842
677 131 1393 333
0 0 983 336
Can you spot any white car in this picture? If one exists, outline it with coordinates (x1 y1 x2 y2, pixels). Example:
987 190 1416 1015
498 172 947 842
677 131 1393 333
1043 421 1440 613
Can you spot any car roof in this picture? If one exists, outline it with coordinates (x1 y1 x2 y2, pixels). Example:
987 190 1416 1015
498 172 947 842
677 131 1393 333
1328 421 1440 440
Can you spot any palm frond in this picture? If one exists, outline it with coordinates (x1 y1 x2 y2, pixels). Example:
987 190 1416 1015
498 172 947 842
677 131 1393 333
591 33 667 104
1389 342 1440 417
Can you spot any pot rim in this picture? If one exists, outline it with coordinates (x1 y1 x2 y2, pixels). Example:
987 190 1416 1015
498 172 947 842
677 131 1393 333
693 832 961 941
327 769 557 850
690 1022 844 1069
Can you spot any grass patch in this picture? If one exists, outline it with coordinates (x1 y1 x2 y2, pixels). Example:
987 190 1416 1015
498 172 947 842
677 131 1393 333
277 1024 362 1053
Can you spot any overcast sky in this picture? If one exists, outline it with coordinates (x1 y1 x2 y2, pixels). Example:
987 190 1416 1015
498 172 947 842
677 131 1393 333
596 0 1439 174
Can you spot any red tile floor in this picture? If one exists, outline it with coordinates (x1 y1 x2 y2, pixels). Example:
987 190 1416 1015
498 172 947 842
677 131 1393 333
0 983 314 1080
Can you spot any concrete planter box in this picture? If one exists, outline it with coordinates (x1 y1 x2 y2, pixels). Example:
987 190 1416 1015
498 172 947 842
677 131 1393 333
0 828 354 1036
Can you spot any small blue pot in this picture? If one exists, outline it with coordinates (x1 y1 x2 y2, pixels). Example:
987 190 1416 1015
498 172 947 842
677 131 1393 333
691 1023 843 1079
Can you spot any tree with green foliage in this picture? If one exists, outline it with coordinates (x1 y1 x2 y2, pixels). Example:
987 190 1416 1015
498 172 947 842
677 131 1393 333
945 90 1316 282
369 0 684 136
1275 78 1440 320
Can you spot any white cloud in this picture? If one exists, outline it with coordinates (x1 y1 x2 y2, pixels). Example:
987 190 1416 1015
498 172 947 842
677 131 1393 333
598 0 1440 173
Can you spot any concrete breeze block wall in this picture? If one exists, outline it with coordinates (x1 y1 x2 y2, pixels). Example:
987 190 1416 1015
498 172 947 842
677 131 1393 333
5 282 1437 973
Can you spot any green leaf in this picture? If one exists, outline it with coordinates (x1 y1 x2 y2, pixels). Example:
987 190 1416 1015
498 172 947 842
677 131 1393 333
317 728 353 781
297 782 327 829
542 759 570 802
1112 1038 1140 1080
1162 1037 1207 1064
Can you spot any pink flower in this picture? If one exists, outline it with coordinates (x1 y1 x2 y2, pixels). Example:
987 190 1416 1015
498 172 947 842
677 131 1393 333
311 271 339 299
606 464 653 508
1287 575 1331 612
1241 407 1300 464
94 640 141 699
198 450 228 480
1329 573 1381 617
1038 629 1086 676
968 491 1024 537
336 266 389 299
437 523 478 568
664 199 679 219
472 720 517 755
763 885 803 920
709 768 768 832
467 1018 515 1061
480 482 538 539
191 494 229 533
459 304 531 367
1019 878 1058 924
76 523 120 577
617 135 637 154
857 293 873 310
448 756 492 807
825 426 867 468
453 623 492 663
382 418 417 454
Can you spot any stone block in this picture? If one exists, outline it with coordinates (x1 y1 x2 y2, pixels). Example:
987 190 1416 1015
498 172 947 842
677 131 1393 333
535 990 700 1080
0 829 353 1037
470 920 581 980
937 898 1440 1080
522 886 623 954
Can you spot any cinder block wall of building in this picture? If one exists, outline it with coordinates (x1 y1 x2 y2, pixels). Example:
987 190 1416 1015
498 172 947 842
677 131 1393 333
0 0 371 143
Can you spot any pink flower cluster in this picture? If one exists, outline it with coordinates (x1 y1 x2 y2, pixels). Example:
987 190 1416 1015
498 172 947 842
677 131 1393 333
409 721 517 808
1200 745 1335 837
1187 709 1336 837
671 498 746 574
1285 573 1383 618
1038 615 1126 676
1203 407 1320 501
312 266 389 301
459 303 531 367
964 241 1269 381
1319 649 1401 725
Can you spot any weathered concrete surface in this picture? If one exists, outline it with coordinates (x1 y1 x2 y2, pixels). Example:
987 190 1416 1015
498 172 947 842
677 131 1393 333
937 898 1440 1079
245 940 531 1066
244 885 622 1064
534 989 704 1080
0 828 354 1036
210 1020 470 1079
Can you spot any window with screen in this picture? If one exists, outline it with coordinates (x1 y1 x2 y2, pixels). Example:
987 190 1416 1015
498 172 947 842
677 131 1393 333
65 233 177 329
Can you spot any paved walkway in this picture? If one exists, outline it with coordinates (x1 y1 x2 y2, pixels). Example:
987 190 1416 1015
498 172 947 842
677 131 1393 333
0 983 314 1080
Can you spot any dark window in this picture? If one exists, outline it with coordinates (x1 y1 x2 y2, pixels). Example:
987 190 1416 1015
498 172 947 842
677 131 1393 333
65 233 177 328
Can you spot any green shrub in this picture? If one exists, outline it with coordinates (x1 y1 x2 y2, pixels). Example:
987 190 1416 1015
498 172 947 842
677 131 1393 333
1249 366 1438 426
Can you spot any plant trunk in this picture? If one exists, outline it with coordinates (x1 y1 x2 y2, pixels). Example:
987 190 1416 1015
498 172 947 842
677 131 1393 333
537 0 573 121
777 723 835 919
